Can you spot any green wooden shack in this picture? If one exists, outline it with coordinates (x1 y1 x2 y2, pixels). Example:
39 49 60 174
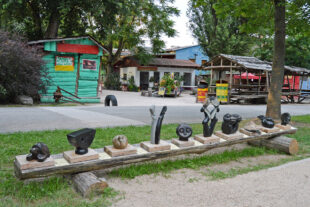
28 36 106 103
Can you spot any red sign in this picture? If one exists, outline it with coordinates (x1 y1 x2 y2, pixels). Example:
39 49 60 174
57 43 99 54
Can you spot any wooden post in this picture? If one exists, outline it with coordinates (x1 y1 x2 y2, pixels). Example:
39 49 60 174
258 70 261 94
229 62 233 103
75 54 81 96
266 71 270 90
248 136 298 155
246 70 249 85
72 172 108 197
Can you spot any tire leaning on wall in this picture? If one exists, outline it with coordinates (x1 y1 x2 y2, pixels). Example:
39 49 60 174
104 95 118 106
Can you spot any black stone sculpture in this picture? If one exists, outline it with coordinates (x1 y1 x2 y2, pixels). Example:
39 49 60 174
26 142 50 162
257 115 274 128
67 128 96 155
201 97 220 137
154 106 167 144
176 124 193 141
281 113 291 125
222 113 242 134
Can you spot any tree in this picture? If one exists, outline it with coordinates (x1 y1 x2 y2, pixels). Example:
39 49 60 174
187 0 253 57
0 30 49 103
197 0 310 119
89 0 179 74
0 0 95 39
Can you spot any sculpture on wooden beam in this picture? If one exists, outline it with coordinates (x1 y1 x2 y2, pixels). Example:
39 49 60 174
200 97 220 137
150 105 167 144
281 113 291 125
112 135 128 149
257 115 275 128
176 124 193 141
222 113 242 134
67 128 96 155
26 142 50 162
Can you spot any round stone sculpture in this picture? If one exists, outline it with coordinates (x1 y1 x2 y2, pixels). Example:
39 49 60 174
26 142 50 162
176 124 193 141
257 115 274 128
222 113 242 134
113 135 128 149
281 113 291 125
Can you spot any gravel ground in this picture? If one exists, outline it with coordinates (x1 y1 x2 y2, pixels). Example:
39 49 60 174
108 157 310 207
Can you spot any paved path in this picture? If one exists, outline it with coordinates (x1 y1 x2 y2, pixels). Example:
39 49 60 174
0 103 309 133
110 158 310 207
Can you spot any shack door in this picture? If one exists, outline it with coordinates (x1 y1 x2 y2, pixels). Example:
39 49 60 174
77 55 100 97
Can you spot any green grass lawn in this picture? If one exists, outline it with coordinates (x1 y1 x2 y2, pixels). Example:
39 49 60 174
0 116 309 206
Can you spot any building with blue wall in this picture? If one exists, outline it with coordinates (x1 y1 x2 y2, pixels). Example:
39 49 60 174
167 45 209 75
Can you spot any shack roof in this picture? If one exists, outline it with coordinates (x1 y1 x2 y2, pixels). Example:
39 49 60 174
28 35 108 53
204 54 310 75
115 56 200 69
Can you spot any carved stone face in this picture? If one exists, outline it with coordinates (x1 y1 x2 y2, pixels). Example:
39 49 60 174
176 124 192 141
222 113 242 134
281 113 291 125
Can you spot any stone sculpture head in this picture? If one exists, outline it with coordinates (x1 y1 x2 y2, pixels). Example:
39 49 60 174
281 113 291 125
222 113 242 134
176 124 193 141
26 142 50 162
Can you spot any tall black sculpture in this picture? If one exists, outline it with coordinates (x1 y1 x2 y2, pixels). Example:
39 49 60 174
281 113 291 125
221 113 242 134
150 105 167 144
201 97 220 137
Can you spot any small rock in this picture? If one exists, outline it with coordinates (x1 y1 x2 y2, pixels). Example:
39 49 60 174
16 95 33 105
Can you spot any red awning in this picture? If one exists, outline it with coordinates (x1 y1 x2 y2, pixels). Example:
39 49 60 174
234 72 260 80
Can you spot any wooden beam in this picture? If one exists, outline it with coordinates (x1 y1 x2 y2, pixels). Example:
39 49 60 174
266 71 270 90
14 127 297 180
258 70 261 94
202 66 242 70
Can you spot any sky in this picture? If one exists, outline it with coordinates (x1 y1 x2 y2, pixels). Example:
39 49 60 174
162 0 197 49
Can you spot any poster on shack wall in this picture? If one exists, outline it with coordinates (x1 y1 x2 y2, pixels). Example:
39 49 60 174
55 56 74 71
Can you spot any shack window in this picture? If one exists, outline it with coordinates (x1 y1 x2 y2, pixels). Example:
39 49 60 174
82 59 97 70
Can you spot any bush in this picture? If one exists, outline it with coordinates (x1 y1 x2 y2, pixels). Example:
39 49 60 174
0 30 48 103
104 72 121 90
128 76 138 92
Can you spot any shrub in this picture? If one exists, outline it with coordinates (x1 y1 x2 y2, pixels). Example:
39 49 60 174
104 72 121 90
0 30 48 103
127 76 138 92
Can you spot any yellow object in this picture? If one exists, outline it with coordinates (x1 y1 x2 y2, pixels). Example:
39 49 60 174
158 87 166 96
197 88 208 103
55 65 74 71
216 83 228 103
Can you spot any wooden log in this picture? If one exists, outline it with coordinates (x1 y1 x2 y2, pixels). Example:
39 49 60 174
72 172 108 197
248 136 298 155
14 127 297 180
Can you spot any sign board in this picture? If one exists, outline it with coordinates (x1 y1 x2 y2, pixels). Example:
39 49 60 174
55 56 74 71
82 59 97 70
158 87 166 96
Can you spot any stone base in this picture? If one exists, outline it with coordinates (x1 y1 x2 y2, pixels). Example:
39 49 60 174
15 155 55 170
171 138 195 148
260 126 281 133
140 140 171 152
239 128 261 136
215 131 244 140
194 134 220 144
275 124 292 130
104 144 137 157
63 148 99 163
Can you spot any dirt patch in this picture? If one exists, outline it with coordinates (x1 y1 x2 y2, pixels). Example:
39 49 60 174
106 153 289 207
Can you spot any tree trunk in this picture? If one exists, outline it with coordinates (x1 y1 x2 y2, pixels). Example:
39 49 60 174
248 136 298 155
27 0 43 40
266 0 286 119
44 0 60 38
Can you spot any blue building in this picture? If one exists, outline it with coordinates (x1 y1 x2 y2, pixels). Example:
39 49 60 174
166 45 209 75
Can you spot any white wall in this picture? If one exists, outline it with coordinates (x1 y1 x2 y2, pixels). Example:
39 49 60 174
120 67 139 86
157 67 196 86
